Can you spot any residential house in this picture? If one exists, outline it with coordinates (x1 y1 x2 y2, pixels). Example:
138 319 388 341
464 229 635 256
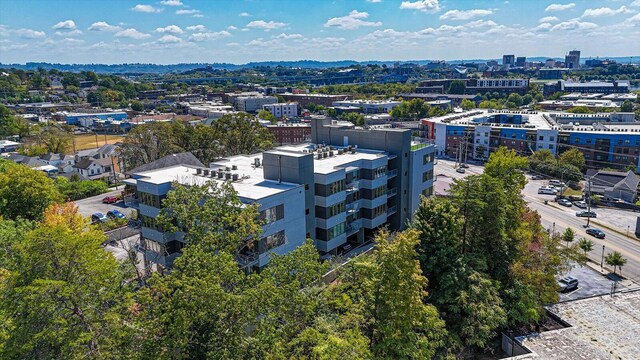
73 157 115 180
586 169 639 203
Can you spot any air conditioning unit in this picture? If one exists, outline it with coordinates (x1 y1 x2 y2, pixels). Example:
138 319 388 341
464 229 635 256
232 165 238 170
196 168 202 175
203 169 210 176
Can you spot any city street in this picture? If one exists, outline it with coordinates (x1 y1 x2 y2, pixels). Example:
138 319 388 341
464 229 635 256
73 189 132 217
434 159 640 283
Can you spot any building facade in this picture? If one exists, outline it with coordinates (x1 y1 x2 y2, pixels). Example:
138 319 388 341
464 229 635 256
262 102 299 118
266 123 311 144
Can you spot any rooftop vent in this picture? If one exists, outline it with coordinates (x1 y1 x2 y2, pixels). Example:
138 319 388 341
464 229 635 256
232 173 239 181
217 171 224 179
225 166 231 171
254 158 261 167
317 153 322 160
196 168 202 175
203 169 210 176
232 165 238 170
225 172 232 180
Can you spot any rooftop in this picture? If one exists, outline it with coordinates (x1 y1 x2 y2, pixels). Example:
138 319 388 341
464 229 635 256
517 290 640 359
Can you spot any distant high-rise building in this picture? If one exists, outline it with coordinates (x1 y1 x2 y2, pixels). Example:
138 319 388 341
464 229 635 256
565 50 581 69
502 54 515 67
516 56 526 67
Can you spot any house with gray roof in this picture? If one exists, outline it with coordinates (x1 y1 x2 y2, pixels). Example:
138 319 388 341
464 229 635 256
586 169 639 203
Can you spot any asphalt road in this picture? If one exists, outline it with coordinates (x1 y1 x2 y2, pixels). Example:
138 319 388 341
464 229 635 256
435 159 640 283
73 188 131 217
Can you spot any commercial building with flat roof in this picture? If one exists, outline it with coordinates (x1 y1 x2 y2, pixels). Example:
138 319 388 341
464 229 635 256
125 120 436 269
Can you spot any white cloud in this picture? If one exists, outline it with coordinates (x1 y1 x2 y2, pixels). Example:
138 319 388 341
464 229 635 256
538 16 559 23
226 42 240 46
239 12 252 17
115 28 151 39
366 0 383 2
545 3 575 12
246 20 288 30
160 0 183 6
274 33 303 39
227 25 238 30
186 25 207 32
155 25 183 34
156 35 183 43
52 20 76 29
88 21 122 32
536 22 553 30
582 6 632 18
550 19 597 31
14 28 46 39
624 12 640 23
324 10 382 29
632 0 640 7
132 4 163 13
439 9 493 21
399 0 441 13
189 31 231 41
176 9 201 16
54 29 83 37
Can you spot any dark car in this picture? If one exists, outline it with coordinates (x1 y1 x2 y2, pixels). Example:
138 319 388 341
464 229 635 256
557 199 573 207
456 167 466 174
557 276 579 292
107 209 125 219
586 228 605 239
91 212 108 223
102 196 119 204
576 210 597 218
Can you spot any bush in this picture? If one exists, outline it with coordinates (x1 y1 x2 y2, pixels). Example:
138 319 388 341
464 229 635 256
96 217 127 232
55 177 109 201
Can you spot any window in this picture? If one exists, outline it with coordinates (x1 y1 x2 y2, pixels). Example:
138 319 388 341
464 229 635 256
422 170 434 182
423 153 434 164
260 204 284 224
372 185 387 199
327 222 346 240
373 165 387 179
261 230 286 252
141 215 164 232
550 136 555 141
539 135 543 141
370 204 387 218
139 192 166 208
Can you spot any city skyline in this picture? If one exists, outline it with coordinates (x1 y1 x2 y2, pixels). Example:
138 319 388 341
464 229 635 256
1 0 640 64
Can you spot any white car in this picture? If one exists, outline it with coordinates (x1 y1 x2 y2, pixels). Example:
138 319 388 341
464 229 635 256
538 186 557 195
549 180 565 187
573 201 588 209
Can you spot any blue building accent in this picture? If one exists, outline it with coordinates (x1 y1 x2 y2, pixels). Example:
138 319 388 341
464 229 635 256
65 112 128 125
500 128 527 140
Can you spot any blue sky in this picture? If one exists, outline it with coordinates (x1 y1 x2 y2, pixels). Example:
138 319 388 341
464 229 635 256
1 0 639 64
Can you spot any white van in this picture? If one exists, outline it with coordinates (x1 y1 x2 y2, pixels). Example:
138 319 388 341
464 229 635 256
538 186 557 195
549 180 565 187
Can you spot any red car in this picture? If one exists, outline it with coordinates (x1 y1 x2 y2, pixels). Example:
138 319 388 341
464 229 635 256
102 196 119 204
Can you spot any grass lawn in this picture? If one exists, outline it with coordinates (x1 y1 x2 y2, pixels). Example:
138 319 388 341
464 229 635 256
73 134 124 151
562 187 583 197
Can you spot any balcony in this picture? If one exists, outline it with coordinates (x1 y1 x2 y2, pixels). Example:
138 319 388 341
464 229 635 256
387 206 397 216
346 180 360 193
387 187 398 197
346 202 360 214
386 169 398 178
346 223 360 236
123 194 139 209
237 252 258 268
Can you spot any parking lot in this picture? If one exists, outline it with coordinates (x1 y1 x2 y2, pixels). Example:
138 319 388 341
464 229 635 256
74 189 136 218
558 264 637 301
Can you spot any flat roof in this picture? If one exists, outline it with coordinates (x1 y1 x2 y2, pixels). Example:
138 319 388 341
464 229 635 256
276 143 388 174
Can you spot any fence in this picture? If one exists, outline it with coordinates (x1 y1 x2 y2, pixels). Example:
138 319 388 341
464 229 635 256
104 225 140 244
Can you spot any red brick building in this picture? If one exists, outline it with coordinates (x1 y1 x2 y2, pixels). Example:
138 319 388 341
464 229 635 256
267 124 311 145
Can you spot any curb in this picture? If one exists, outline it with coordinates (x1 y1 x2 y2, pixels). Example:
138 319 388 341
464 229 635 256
589 220 640 244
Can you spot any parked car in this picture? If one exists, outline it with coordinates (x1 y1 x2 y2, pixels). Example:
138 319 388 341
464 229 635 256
574 201 588 209
107 209 125 219
531 175 544 180
538 186 557 195
586 228 606 239
557 276 579 292
102 196 119 204
456 167 466 174
576 210 597 218
459 163 469 168
91 213 108 224
549 180 566 187
558 199 573 207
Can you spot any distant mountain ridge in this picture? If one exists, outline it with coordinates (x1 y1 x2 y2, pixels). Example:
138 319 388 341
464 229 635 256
1 57 637 74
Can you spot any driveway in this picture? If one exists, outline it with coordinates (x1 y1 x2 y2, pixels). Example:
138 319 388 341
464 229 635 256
73 188 134 218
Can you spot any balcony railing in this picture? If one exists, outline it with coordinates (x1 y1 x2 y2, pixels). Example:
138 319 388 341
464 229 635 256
346 180 360 193
387 187 398 197
237 252 258 268
346 202 359 213
387 206 397 216
386 169 398 178
346 223 360 235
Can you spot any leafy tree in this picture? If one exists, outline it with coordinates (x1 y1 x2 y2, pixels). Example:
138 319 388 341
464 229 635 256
578 237 594 256
507 93 523 107
566 106 593 114
257 109 277 123
0 161 63 221
118 122 184 171
325 107 338 117
340 112 365 126
605 251 627 275
559 148 586 170
478 100 502 109
130 100 144 112
530 149 554 163
0 203 135 359
460 99 476 110
54 177 108 201
0 105 20 137
620 100 633 112
0 218 33 272
211 113 274 157
448 80 466 94
39 127 72 154
561 227 575 246
390 98 431 119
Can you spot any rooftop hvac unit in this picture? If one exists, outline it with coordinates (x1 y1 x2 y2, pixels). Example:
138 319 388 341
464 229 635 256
217 171 224 179
329 151 334 157
232 165 238 170
254 158 261 167
225 172 232 180
203 169 210 176
210 171 216 177
323 152 328 158
351 149 356 154
196 168 202 175
225 166 231 171
232 173 239 181
317 153 322 160
338 149 343 155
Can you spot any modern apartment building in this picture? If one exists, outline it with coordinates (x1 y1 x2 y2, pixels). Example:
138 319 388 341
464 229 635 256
125 120 436 270
262 102 299 118
331 99 402 114
422 110 640 170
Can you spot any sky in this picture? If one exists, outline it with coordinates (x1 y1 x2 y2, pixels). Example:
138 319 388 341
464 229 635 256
1 0 639 64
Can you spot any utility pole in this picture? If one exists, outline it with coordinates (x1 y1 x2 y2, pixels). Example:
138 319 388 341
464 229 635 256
600 245 605 271
463 130 470 167
586 177 592 228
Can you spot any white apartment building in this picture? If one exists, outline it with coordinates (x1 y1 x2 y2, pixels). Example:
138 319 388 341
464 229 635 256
262 102 298 118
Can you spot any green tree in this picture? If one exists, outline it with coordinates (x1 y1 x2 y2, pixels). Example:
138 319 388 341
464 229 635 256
478 100 502 109
0 105 20 136
340 112 365 126
605 251 627 275
448 80 466 95
561 227 575 246
0 203 135 359
39 127 72 154
118 122 184 171
257 109 277 123
620 100 633 112
0 161 63 221
507 93 523 107
0 218 33 272
578 237 594 256
530 149 555 163
566 106 592 114
130 100 144 112
211 113 274 157
460 99 476 110
559 148 586 170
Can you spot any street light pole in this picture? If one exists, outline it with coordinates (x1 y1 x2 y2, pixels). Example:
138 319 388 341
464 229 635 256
586 177 592 228
601 245 605 270
552 222 556 237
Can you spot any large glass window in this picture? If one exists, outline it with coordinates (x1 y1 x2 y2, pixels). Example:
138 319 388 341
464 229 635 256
260 204 284 224
139 192 166 208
